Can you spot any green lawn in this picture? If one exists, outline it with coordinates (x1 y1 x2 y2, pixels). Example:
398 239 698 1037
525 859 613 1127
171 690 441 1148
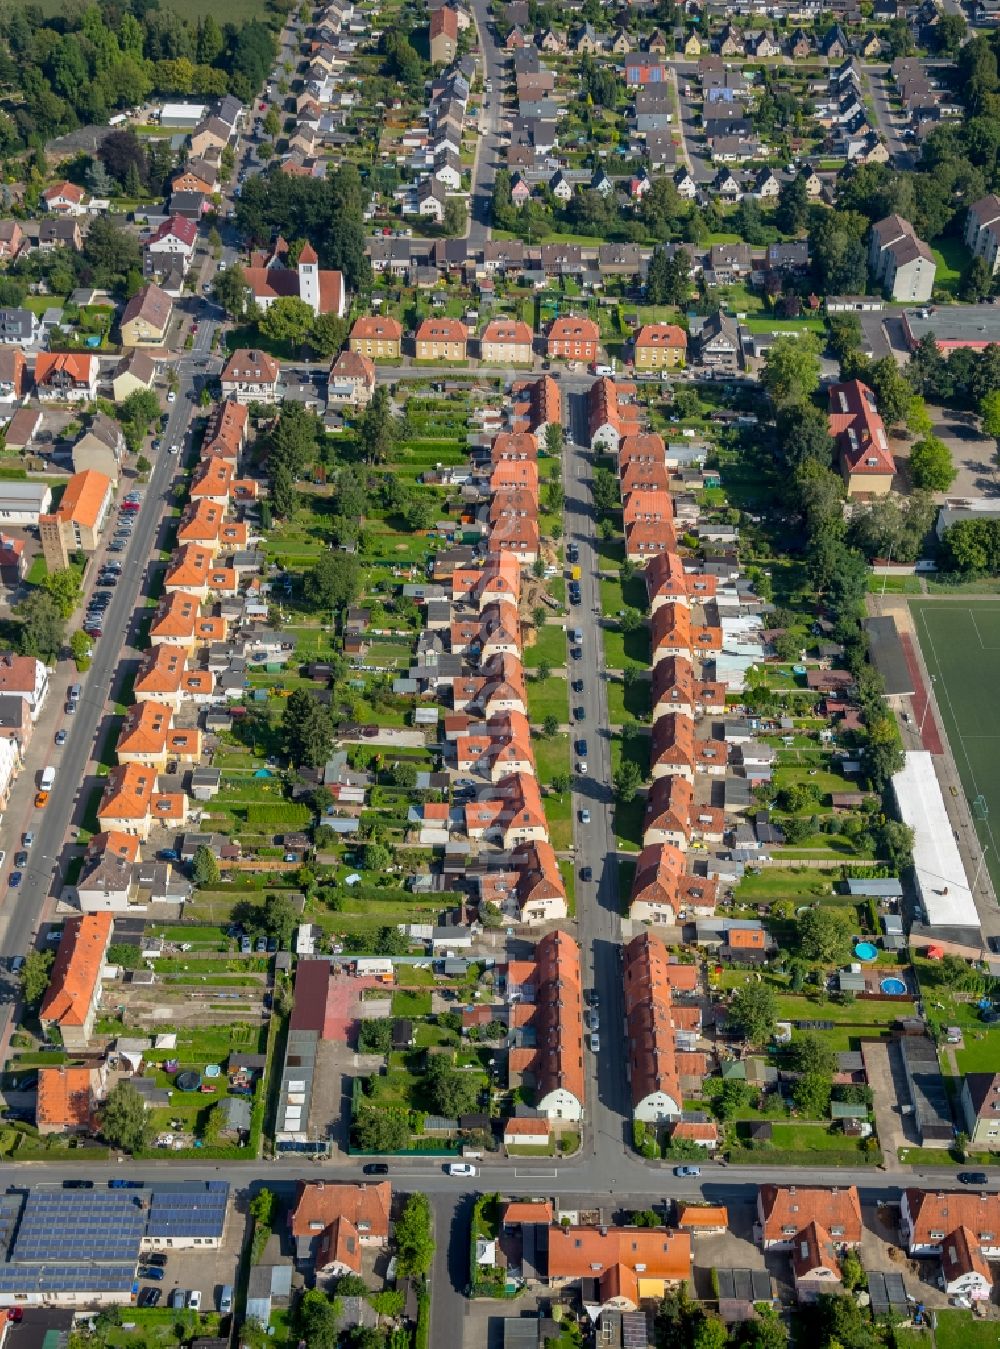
527 675 569 724
544 789 572 850
955 1031 1000 1075
614 798 645 853
600 573 648 617
603 625 651 670
533 732 569 786
768 1123 867 1153
522 623 567 670
935 1311 1000 1349
931 238 968 298
911 600 1000 897
607 675 651 723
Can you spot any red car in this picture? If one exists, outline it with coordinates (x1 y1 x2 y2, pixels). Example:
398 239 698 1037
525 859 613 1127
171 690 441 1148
7 1308 22 1323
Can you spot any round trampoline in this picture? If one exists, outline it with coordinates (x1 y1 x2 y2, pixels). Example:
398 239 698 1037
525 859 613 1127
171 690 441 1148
854 941 878 961
175 1070 202 1092
880 977 907 995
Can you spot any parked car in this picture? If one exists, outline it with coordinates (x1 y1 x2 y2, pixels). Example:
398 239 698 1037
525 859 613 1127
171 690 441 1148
446 1162 477 1177
589 1033 600 1053
140 1267 164 1282
958 1172 989 1185
33 792 48 809
674 1165 701 1178
55 730 66 746
187 1291 202 1312
363 1163 389 1175
580 866 592 882
139 1288 161 1308
9 872 22 889
168 1289 186 1310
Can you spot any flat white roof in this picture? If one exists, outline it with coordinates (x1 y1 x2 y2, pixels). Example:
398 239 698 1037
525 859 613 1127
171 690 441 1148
893 751 979 929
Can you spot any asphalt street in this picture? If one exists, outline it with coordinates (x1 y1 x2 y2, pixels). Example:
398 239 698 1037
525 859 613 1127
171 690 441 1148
0 356 206 1045
468 0 504 244
564 392 632 1164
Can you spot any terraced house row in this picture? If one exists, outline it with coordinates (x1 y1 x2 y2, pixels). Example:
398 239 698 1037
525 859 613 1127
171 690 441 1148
410 378 586 1126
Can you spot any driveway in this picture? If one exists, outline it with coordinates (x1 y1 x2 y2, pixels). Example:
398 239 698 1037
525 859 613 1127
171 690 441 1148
927 409 1000 501
861 1040 920 1167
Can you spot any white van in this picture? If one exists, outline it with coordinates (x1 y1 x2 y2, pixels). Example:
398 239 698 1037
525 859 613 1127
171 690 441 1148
40 767 55 791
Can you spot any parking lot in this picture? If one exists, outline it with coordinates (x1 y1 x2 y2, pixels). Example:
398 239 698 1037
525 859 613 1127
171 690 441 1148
137 1191 247 1314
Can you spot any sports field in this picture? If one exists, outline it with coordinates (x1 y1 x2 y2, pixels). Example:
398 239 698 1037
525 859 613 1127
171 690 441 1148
910 600 1000 897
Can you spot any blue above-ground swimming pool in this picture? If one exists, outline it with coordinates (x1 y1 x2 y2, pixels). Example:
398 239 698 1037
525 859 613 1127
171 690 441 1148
854 941 878 961
880 977 907 995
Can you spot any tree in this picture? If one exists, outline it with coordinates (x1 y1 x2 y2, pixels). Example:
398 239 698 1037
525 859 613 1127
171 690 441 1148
270 462 296 519
99 129 148 189
793 1071 832 1118
70 629 92 672
100 1081 149 1153
263 106 281 138
16 591 64 663
391 760 418 789
281 689 335 769
866 355 915 428
760 333 821 407
39 567 82 619
840 1248 866 1292
213 264 253 320
359 1019 393 1053
425 1053 480 1116
192 845 220 887
551 771 571 795
778 403 836 471
646 246 692 305
798 906 852 964
909 435 956 491
20 949 53 1005
544 422 563 456
310 311 348 359
880 818 915 870
261 296 315 350
961 254 994 303
864 714 905 792
353 1107 409 1151
297 1289 339 1349
542 713 560 738
776 173 810 234
442 197 466 235
304 552 361 610
713 1078 755 1121
261 893 296 948
359 386 398 464
373 925 410 956
614 759 642 803
981 388 1000 438
249 1189 277 1227
793 1033 836 1077
693 1317 729 1349
728 983 777 1045
395 1192 434 1277
364 842 392 873
827 313 864 366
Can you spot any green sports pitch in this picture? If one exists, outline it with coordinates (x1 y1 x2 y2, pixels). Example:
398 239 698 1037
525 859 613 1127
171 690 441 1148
910 600 1000 897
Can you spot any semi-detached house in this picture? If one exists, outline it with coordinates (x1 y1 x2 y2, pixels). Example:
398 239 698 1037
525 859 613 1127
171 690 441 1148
38 912 114 1051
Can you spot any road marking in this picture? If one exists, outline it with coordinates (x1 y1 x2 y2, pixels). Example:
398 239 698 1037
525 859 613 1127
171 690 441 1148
515 1168 557 1178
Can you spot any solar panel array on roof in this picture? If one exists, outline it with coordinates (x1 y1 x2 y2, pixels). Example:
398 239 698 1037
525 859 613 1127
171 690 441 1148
146 1182 228 1240
868 1270 909 1316
12 1190 145 1265
0 1262 137 1294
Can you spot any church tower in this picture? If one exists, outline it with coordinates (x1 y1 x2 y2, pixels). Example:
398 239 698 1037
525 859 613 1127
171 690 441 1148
297 241 320 315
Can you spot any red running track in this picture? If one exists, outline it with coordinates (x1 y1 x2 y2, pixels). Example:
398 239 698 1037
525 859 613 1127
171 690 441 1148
901 631 944 755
